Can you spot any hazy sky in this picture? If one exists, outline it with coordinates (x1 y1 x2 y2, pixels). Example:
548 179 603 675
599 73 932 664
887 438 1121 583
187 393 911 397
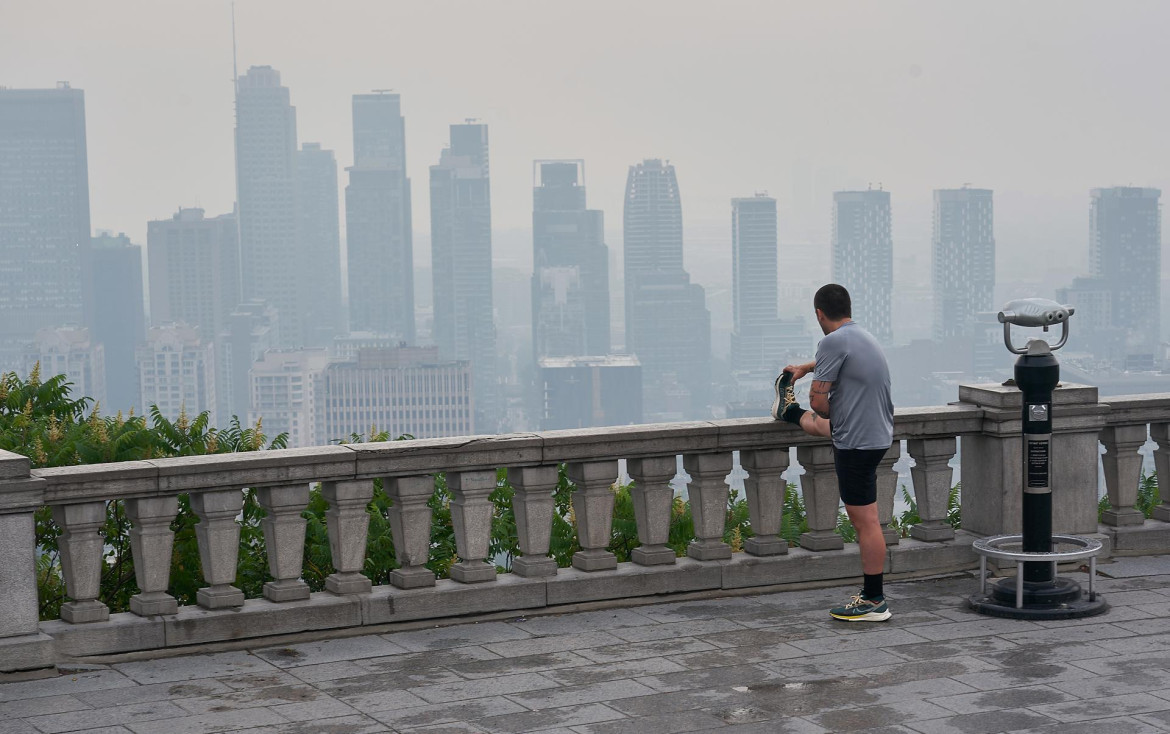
5 0 1169 282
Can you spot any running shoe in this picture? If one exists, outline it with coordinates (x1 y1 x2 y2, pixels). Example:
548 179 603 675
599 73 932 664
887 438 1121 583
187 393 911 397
771 371 796 422
829 592 891 622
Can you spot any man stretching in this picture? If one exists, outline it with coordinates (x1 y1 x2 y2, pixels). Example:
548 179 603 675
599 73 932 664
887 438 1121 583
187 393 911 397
772 284 895 622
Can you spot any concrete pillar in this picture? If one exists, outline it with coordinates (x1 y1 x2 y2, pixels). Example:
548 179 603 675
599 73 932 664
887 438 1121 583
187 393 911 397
958 383 1105 537
682 452 734 561
740 449 790 556
52 502 110 623
448 470 498 583
566 461 619 571
385 475 436 588
1150 423 1170 523
0 451 54 671
627 456 678 565
876 443 902 545
321 480 374 595
125 496 179 615
907 437 958 542
1101 425 1148 527
796 444 845 551
510 466 559 577
191 489 246 609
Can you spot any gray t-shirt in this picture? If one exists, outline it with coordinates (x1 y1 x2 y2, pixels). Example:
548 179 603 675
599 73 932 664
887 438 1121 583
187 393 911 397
813 321 894 450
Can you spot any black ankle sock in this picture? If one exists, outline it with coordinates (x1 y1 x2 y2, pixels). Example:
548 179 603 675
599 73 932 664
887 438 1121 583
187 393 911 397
781 405 807 426
864 573 884 600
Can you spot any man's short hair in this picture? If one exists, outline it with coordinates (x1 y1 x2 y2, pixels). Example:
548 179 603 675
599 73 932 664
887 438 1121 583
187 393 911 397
814 283 852 320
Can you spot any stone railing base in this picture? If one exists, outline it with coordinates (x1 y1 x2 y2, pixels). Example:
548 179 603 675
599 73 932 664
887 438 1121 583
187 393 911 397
23 538 983 668
1103 520 1170 555
0 633 56 672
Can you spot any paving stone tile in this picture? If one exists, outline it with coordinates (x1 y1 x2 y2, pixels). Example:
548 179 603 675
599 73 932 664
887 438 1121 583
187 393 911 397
1116 616 1170 635
0 722 37 734
759 649 903 679
695 623 829 650
787 628 931 655
950 662 1097 691
804 699 958 731
213 671 303 691
268 696 362 723
365 697 527 730
113 652 278 685
1031 692 1170 722
1136 709 1170 729
1051 669 1170 699
576 637 720 664
903 708 1058 734
284 660 371 684
881 636 1019 661
637 597 770 623
410 672 560 704
482 630 625 658
231 713 390 733
474 702 625 732
397 724 485 734
1097 558 1170 578
854 655 997 682
124 707 289 734
506 609 659 636
1011 716 1167 734
503 678 656 711
607 617 747 642
0 670 136 702
926 684 1076 715
972 640 1114 667
543 657 688 687
1094 635 1170 655
603 687 746 718
253 635 411 668
715 677 870 717
667 641 808 670
900 617 1042 642
357 646 502 674
709 716 828 733
858 676 978 705
74 679 234 709
999 623 1139 645
1070 648 1170 675
25 701 187 734
315 675 437 713
0 694 90 719
570 709 728 734
635 663 784 694
171 683 335 715
450 651 593 680
382 621 533 652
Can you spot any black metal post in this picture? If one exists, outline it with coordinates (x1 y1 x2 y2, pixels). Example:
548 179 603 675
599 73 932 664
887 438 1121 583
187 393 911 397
1015 348 1059 583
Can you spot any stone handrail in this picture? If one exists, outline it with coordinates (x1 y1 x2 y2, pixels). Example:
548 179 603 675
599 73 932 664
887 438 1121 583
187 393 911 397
1 388 1167 671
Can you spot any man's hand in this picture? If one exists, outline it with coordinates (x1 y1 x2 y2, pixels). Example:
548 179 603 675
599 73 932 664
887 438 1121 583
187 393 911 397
783 362 815 382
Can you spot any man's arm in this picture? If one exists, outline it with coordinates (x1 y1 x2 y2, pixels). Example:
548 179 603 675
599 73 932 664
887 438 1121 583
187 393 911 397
783 360 816 381
809 380 832 419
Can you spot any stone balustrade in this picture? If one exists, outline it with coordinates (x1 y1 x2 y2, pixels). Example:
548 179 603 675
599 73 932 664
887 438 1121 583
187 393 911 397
1 385 1168 672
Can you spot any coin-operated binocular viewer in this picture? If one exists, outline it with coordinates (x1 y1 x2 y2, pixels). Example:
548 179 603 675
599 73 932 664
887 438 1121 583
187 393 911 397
968 298 1109 619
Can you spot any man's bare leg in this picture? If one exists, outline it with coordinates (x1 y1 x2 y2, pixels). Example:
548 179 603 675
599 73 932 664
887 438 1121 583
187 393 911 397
798 412 832 439
844 502 885 576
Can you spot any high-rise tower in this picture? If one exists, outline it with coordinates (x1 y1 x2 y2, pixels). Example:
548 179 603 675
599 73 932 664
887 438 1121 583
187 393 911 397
0 84 92 368
297 142 344 345
623 160 710 420
1090 187 1162 365
90 232 145 412
833 190 893 343
346 92 414 342
932 187 995 341
531 160 610 361
234 66 305 346
431 123 496 428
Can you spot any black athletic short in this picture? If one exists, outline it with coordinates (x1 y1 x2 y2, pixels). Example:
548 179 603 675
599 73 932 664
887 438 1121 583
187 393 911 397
834 447 890 506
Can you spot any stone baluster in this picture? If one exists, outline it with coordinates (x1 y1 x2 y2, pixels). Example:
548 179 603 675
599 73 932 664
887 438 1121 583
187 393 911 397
740 449 789 556
52 502 110 623
875 443 903 545
191 489 245 609
256 485 311 601
626 456 678 565
0 450 53 672
125 497 179 615
1151 423 1170 523
566 461 619 571
449 470 498 583
682 453 734 561
1100 425 1147 527
510 466 559 577
795 445 844 551
906 438 957 542
322 480 373 595
385 475 436 588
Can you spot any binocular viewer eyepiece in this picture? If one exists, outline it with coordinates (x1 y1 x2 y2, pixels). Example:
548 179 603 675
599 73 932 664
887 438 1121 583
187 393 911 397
997 298 1075 354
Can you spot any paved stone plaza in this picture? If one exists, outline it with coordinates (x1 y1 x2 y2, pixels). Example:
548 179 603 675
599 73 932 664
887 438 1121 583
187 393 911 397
3 558 1170 734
